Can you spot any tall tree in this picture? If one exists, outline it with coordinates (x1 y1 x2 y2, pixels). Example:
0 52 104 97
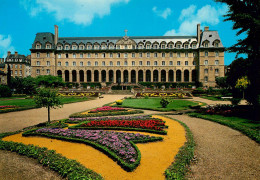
216 0 260 108
34 88 62 123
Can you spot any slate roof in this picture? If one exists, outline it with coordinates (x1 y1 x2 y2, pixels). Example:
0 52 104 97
200 30 224 48
32 32 54 49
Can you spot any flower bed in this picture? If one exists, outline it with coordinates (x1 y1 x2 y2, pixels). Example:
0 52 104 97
135 92 192 98
88 106 126 113
23 128 162 171
57 92 99 97
0 105 17 109
66 115 153 123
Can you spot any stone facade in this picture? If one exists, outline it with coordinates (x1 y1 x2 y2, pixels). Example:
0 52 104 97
30 24 224 87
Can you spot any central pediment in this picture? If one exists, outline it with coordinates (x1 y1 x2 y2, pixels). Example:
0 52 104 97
116 36 137 45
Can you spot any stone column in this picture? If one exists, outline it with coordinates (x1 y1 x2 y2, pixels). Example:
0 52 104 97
91 72 94 82
69 71 72 82
98 70 101 82
113 71 116 83
143 70 146 82
62 71 65 82
106 71 109 82
174 71 176 82
151 70 153 82
121 71 123 83
158 70 161 82
128 71 131 83
136 70 139 83
181 70 184 82
76 71 80 83
166 71 169 82
189 70 192 82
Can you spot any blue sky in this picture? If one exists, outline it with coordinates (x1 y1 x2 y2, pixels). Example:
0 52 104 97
0 0 245 65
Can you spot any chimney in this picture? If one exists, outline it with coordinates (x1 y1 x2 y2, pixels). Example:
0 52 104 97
15 51 18 56
197 24 201 45
54 25 59 45
204 26 209 31
7 51 11 56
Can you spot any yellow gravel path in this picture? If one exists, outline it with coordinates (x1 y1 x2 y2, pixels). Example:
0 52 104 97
3 115 186 180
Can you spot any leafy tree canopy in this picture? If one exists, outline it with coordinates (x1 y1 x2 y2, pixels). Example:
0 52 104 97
35 75 65 87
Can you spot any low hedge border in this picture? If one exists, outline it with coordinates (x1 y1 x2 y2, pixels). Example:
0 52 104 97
0 132 103 180
188 112 260 143
163 116 195 180
23 130 163 172
69 125 168 135
69 110 144 118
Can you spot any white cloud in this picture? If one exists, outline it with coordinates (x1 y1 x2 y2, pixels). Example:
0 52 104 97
153 6 172 19
164 4 228 36
20 0 130 25
0 35 15 58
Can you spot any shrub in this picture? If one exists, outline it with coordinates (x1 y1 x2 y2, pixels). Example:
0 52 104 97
0 84 12 97
229 98 242 105
116 100 123 105
160 97 170 108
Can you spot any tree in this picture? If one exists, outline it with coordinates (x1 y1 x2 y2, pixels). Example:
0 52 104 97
216 0 260 109
215 76 228 89
7 65 11 87
34 88 62 123
235 76 250 99
35 75 65 87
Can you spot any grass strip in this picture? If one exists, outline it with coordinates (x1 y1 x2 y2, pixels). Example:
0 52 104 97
0 132 103 180
69 110 143 118
164 116 195 180
188 112 260 143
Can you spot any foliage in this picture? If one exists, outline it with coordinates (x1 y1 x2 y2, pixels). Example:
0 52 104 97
138 82 197 88
80 82 101 88
229 98 242 105
0 84 12 97
235 76 250 90
34 87 62 123
23 128 162 171
164 116 195 179
160 97 170 108
216 0 260 113
188 112 260 143
70 110 144 118
116 100 123 105
35 75 65 87
215 76 229 88
0 137 103 179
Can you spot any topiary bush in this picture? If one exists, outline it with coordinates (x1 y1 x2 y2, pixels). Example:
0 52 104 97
160 97 170 108
0 84 12 97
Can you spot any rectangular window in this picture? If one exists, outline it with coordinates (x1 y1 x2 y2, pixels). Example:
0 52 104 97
146 45 150 49
36 53 40 58
109 45 114 49
154 45 158 49
58 62 61 66
185 52 188 57
79 46 83 50
162 53 165 57
125 45 128 49
185 61 188 66
117 53 120 58
80 62 83 66
204 76 208 82
20 65 22 68
47 69 50 74
80 53 83 58
87 61 91 66
215 43 219 47
215 69 219 74
15 65 18 68
139 45 143 49
147 53 150 58
58 54 61 58
169 45 173 49
36 69 40 74
177 52 180 58
47 61 50 66
204 60 208 65
154 53 158 58
139 61 143 66
73 62 76 66
95 61 98 66
124 53 128 58
192 44 196 48
124 61 127 66
102 45 106 49
65 46 69 50
102 53 106 58
47 52 50 58
193 61 196 65
65 62 69 66
205 51 208 56
87 45 91 49
117 61 120 66
102 61 105 66
169 61 173 65
132 61 135 66
132 53 135 58
72 46 76 50
205 43 208 48
147 61 150 66
94 45 99 50
95 53 98 58
204 69 208 74
215 51 219 57
66 54 69 58
215 60 219 65
116 45 120 49
19 70 22 75
57 46 62 50
162 45 165 49
36 45 40 49
73 53 76 58
154 61 158 66
177 45 181 49
36 61 40 66
170 52 173 57
139 53 142 58
162 61 165 66
87 53 91 58
110 53 113 58
185 44 188 49
110 61 113 66
177 61 181 65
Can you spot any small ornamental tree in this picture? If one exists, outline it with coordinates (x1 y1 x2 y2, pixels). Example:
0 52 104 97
160 97 170 108
34 87 62 123
235 76 250 99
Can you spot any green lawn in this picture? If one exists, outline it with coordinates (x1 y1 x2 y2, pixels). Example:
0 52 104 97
0 97 95 113
188 112 260 143
118 98 201 111
200 95 226 101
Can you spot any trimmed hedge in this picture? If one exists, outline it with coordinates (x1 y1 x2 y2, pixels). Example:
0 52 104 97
164 116 195 180
70 110 144 118
0 132 103 180
188 112 260 143
23 130 163 172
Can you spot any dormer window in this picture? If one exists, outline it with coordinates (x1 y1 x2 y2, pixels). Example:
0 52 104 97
72 46 77 50
125 45 128 49
185 44 188 49
87 45 91 49
46 45 51 49
177 44 181 49
215 43 219 47
102 45 106 49
169 44 173 49
192 44 196 48
205 43 208 48
116 45 120 49
94 45 99 50
154 45 158 49
79 46 83 50
162 45 165 49
65 46 69 50
139 45 143 49
57 46 62 50
36 45 40 49
147 45 150 49
109 45 114 49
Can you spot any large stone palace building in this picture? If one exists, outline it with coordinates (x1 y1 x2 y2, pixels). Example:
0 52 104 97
30 24 224 87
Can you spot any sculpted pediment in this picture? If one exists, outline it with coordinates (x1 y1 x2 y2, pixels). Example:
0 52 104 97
116 37 136 45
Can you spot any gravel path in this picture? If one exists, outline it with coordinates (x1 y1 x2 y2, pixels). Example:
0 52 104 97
168 114 260 179
0 94 130 133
